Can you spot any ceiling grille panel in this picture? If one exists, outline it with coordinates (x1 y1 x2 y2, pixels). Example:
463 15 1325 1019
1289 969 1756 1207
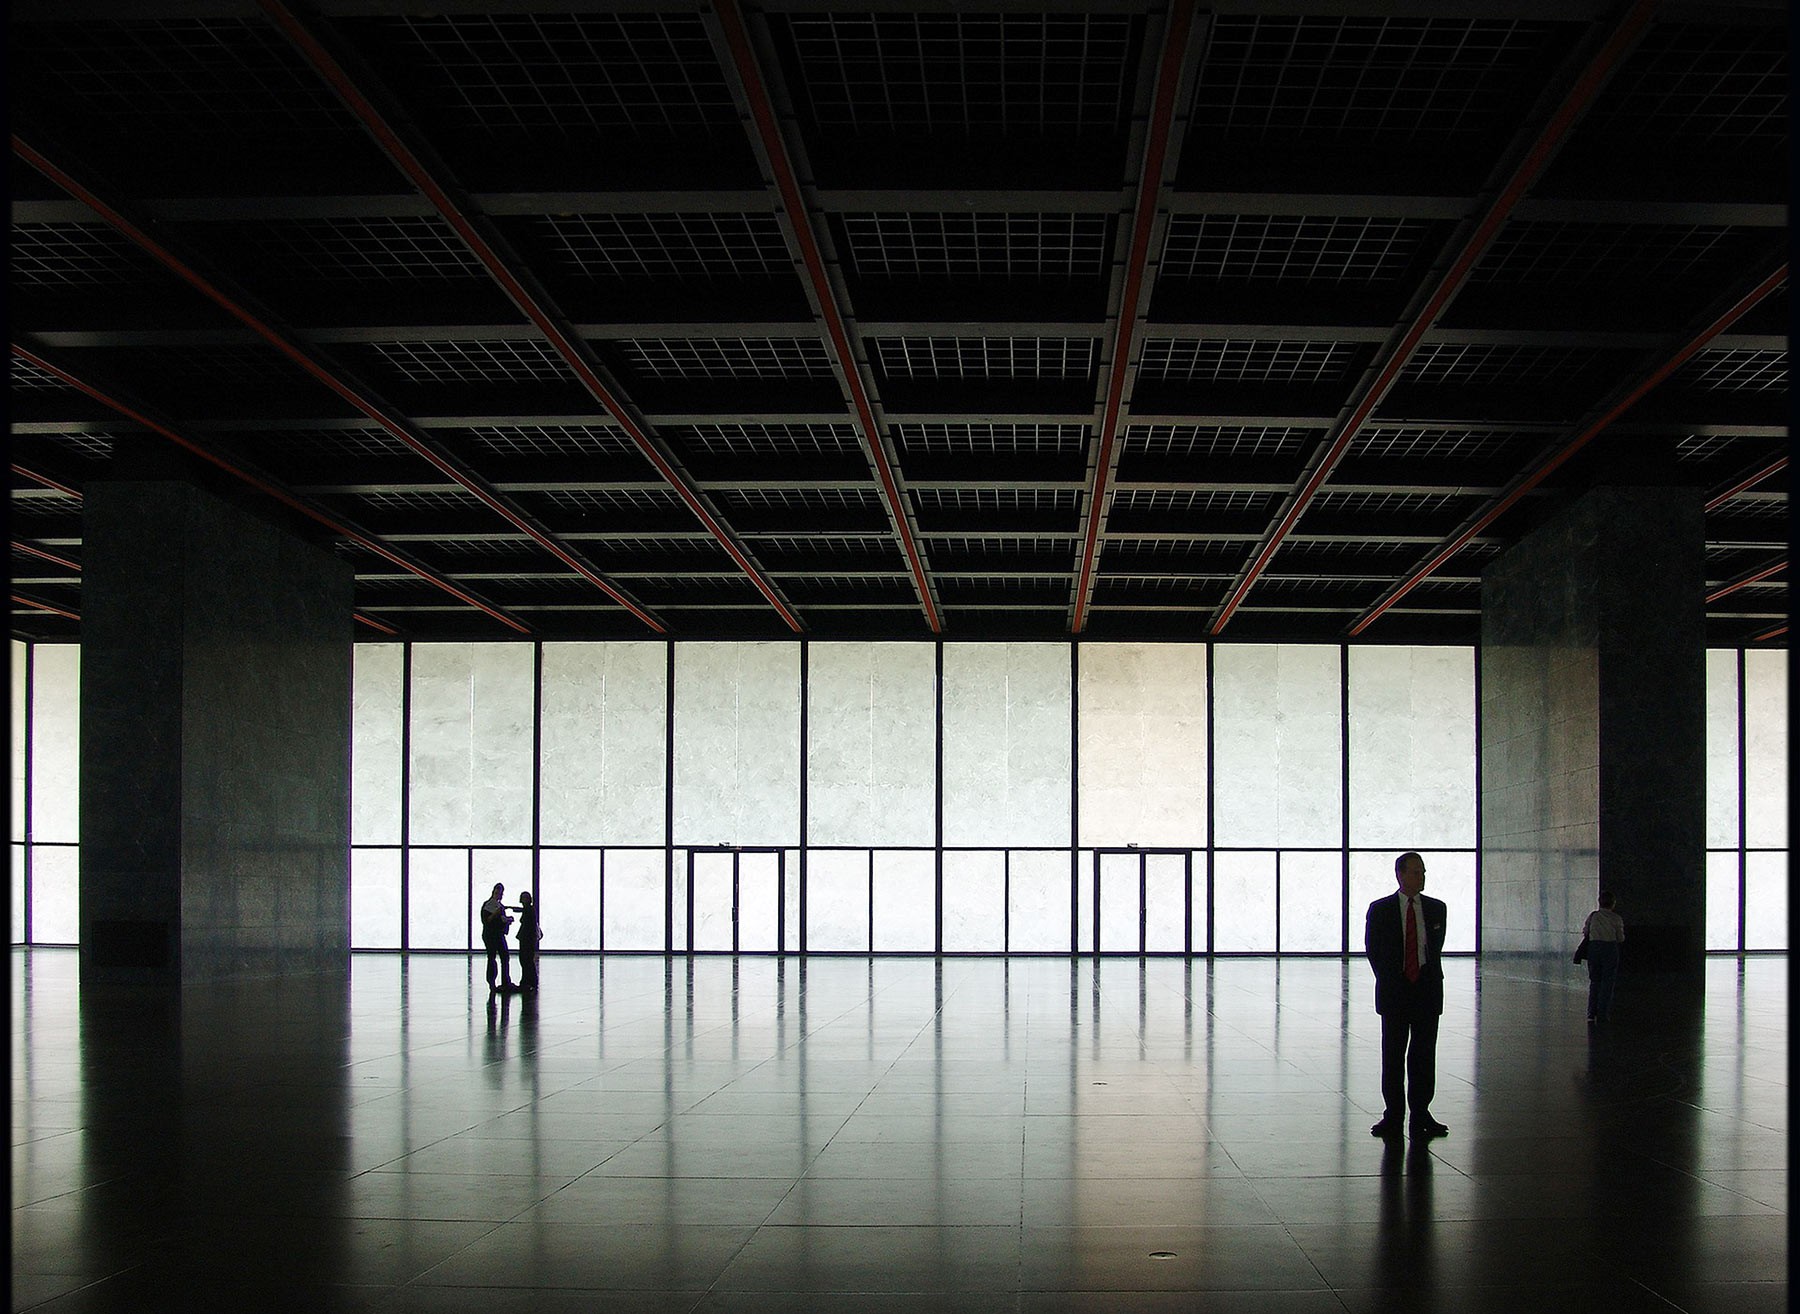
1675 349 1787 393
1351 427 1539 461
874 337 1096 379
1124 425 1318 458
1400 342 1605 387
1137 339 1364 383
11 223 160 287
529 213 791 278
362 339 576 385
1579 24 1787 146
785 13 1136 133
616 338 834 380
1160 215 1433 282
1470 221 1737 285
891 423 1090 455
360 14 736 134
208 217 486 282
669 424 863 456
1192 16 1561 141
842 213 1109 278
451 425 633 458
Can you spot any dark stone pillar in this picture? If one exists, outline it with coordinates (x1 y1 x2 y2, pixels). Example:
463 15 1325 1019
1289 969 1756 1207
1480 485 1706 981
79 480 353 986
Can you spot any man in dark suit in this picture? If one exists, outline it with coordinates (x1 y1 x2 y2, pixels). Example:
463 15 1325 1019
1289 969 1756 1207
1365 851 1449 1139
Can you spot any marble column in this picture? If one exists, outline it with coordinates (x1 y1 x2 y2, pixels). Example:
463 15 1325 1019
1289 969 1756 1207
1480 485 1706 979
79 480 353 985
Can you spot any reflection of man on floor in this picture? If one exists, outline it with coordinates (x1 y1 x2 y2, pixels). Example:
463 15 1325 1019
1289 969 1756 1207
1366 851 1449 1139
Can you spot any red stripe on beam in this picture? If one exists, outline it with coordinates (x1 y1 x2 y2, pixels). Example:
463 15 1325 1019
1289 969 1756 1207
12 541 81 572
11 463 82 499
713 0 940 633
1706 457 1788 511
1348 262 1789 637
1707 559 1786 604
354 612 400 636
10 344 533 635
12 594 79 622
1072 0 1194 635
1211 0 1658 636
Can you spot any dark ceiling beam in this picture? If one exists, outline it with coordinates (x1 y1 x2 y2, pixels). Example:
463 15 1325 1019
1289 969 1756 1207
1707 558 1786 605
13 134 667 635
1070 0 1202 633
1207 0 1658 638
1348 260 1789 637
11 541 81 572
1706 456 1789 511
10 342 534 635
10 463 83 499
709 0 943 633
1749 624 1788 642
355 613 400 635
256 0 792 633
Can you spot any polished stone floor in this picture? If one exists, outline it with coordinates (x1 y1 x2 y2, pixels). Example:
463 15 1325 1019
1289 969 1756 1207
10 949 1787 1312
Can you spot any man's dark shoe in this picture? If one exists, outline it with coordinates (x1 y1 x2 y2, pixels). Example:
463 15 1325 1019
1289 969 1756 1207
1370 1119 1403 1139
1411 1119 1450 1138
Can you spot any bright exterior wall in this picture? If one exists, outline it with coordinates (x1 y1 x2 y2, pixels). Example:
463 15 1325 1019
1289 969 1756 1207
14 639 1786 957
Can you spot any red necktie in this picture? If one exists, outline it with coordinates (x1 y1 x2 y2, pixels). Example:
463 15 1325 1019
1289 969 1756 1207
1404 898 1420 982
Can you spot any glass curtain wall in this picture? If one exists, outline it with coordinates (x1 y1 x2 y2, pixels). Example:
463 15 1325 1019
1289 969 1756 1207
10 641 1784 953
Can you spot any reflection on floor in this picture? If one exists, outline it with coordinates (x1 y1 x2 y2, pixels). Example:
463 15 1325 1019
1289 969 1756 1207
10 950 1788 1312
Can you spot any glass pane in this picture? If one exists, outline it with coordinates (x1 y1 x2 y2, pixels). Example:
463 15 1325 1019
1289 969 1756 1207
1349 646 1475 849
1349 852 1401 953
943 850 1004 953
1075 849 1095 950
1426 851 1476 953
1743 650 1787 848
674 643 800 846
806 850 869 952
1096 850 1140 954
540 642 668 846
1704 651 1741 849
350 849 401 950
11 642 26 843
872 850 935 952
351 644 404 846
602 848 666 951
1078 644 1207 847
784 849 801 953
807 643 936 846
1744 851 1787 951
540 849 600 952
31 845 80 944
11 844 26 943
1009 850 1071 952
1144 852 1188 953
942 643 1071 847
1213 850 1276 952
1215 645 1341 847
1280 850 1342 953
30 644 80 844
690 851 734 951
739 851 780 952
409 644 534 845
408 849 469 950
1704 851 1741 951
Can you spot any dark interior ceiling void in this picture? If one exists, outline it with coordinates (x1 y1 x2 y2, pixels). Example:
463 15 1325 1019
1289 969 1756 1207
9 0 1788 645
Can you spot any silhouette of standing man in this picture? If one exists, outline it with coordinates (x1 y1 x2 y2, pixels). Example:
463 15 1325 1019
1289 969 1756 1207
480 882 514 994
1366 851 1449 1139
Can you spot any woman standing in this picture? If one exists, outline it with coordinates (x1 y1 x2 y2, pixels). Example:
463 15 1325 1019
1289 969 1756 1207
1582 890 1625 1023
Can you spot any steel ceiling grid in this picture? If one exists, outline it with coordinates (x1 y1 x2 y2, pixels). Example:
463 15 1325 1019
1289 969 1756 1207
1190 16 1562 141
12 433 116 463
667 423 863 457
722 488 881 513
11 358 81 393
1123 425 1317 459
1349 426 1535 463
8 496 80 521
526 213 792 279
890 423 1090 456
1309 489 1468 519
449 425 635 460
1468 221 1737 286
359 339 576 386
11 18 355 132
614 337 834 380
840 213 1110 279
1672 349 1787 393
1159 215 1434 283
200 217 487 284
753 535 898 562
1677 431 1780 464
1109 488 1277 518
531 488 685 516
1398 342 1608 388
10 223 162 287
244 428 418 461
1136 339 1365 384
912 488 1079 513
357 13 737 135
1575 23 1788 147
782 13 1136 134
342 489 488 516
111 343 304 393
873 337 1096 380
